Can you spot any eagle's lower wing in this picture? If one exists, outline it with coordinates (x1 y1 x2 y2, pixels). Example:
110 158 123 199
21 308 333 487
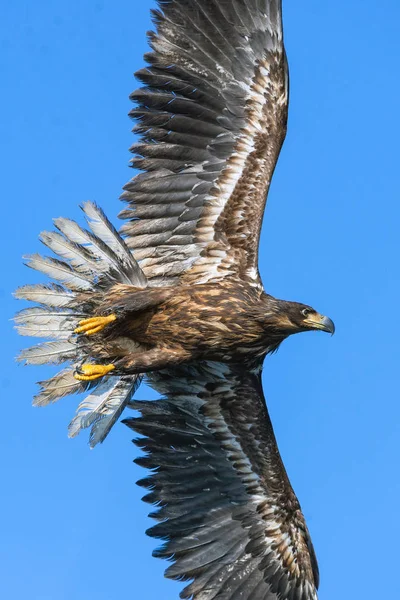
120 0 288 287
125 362 319 600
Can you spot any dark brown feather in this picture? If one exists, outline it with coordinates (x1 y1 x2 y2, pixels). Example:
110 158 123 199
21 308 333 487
124 361 319 600
120 0 288 287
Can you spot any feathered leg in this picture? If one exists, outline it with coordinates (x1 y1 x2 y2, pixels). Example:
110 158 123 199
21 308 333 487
74 347 190 381
115 347 191 374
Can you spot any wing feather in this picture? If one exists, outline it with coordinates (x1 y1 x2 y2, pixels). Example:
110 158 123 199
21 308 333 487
120 0 288 286
124 362 319 600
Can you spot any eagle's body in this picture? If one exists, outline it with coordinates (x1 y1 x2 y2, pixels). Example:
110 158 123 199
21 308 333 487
123 281 277 362
80 280 333 374
15 2 335 599
98 280 271 364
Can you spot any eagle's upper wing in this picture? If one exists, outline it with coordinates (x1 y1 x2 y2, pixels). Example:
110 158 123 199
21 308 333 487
120 0 288 287
125 362 319 600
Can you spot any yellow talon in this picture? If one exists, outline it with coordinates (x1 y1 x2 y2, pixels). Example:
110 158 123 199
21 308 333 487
74 363 116 381
74 314 117 336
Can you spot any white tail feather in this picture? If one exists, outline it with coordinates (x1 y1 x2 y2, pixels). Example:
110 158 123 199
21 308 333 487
39 231 105 276
17 202 147 444
34 368 87 407
14 284 75 308
17 341 76 365
68 375 140 447
54 216 130 284
14 307 81 339
81 202 147 288
25 254 92 290
52 218 115 275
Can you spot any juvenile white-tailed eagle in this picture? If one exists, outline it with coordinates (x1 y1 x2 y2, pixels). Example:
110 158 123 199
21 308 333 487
15 1 334 599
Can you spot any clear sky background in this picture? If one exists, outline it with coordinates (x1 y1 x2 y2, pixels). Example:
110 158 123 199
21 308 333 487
1 1 399 599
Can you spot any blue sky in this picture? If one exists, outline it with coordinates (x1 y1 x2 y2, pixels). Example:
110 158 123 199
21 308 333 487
1 1 399 598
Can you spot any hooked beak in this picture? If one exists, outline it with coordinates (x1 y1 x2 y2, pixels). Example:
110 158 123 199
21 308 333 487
305 314 335 335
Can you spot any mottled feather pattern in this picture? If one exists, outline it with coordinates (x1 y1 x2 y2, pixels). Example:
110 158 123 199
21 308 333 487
120 0 287 287
15 201 146 445
14 1 326 597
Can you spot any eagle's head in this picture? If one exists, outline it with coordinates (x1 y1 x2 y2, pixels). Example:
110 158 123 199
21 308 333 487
281 301 335 335
260 296 335 344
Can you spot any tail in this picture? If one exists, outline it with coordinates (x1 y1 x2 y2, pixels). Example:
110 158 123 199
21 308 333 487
14 202 147 447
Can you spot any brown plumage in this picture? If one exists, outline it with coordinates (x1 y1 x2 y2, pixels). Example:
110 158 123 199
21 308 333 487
15 2 335 599
77 280 333 374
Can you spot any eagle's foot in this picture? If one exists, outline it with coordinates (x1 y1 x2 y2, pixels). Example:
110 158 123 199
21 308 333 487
74 363 115 381
74 314 117 336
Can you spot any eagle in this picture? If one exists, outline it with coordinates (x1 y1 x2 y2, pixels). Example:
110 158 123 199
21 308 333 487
15 1 334 599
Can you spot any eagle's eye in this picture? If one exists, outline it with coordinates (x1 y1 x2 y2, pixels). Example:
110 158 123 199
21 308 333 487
301 308 312 318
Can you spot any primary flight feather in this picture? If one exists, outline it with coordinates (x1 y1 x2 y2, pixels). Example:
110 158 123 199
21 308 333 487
15 1 334 599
